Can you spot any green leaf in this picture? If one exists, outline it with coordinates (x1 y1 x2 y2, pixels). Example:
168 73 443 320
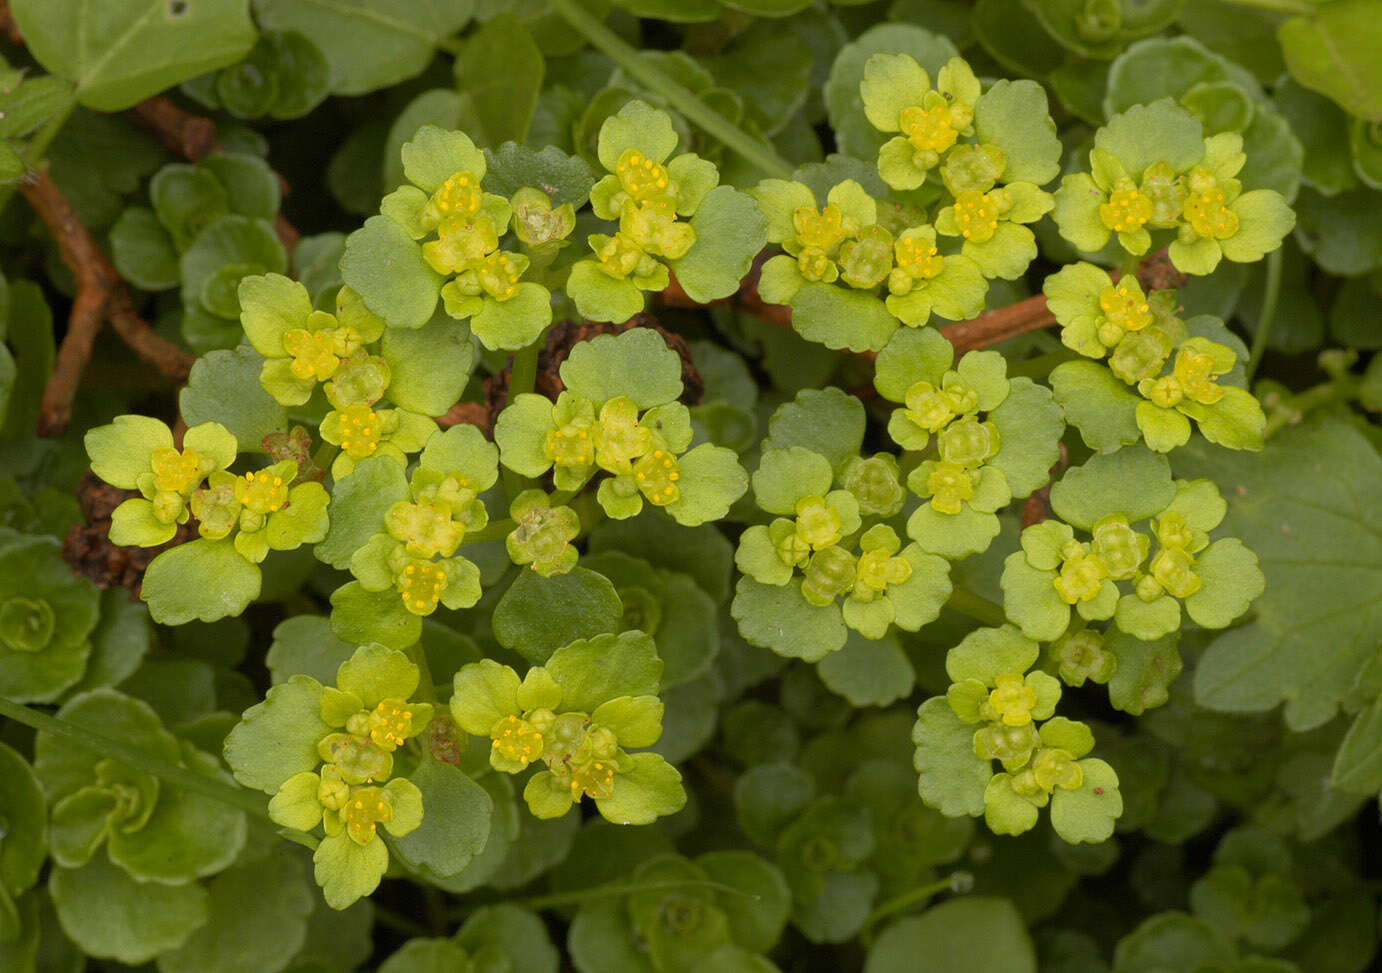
1095 98 1204 176
313 830 388 910
1000 553 1069 643
911 697 991 817
670 186 768 303
470 283 552 352
817 630 914 708
330 581 422 651
1190 864 1310 951
864 897 1036 973
264 617 353 687
390 759 492 878
336 643 419 706
565 261 646 323
1220 190 1296 265
381 316 474 416
751 447 834 515
381 92 464 193
907 503 1002 560
341 215 442 329
315 456 410 569
594 752 685 825
224 674 329 793
665 443 748 527
180 347 288 453
696 851 791 955
453 15 544 147
988 378 1064 498
377 938 472 972
1050 447 1175 529
1276 78 1357 197
107 745 247 883
158 852 313 973
1049 361 1141 455
1103 35 1229 118
85 415 173 489
49 856 208 963
946 624 1039 686
1112 912 1235 973
12 0 254 111
1106 630 1183 716
1178 419 1382 730
109 207 179 290
824 24 959 160
546 630 662 713
1050 759 1122 845
1279 0 1382 121
181 216 287 325
974 80 1060 186
590 695 664 748
763 388 867 472
493 567 622 665
560 328 683 409
0 741 47 904
731 576 847 662
589 513 734 604
482 144 592 210
790 281 898 354
455 905 559 973
255 0 475 96
596 99 679 171
1332 694 1382 795
1185 538 1265 629
141 539 260 625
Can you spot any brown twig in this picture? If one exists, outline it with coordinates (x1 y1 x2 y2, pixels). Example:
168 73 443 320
127 95 301 253
660 248 1182 361
0 2 22 46
23 170 194 435
128 97 218 162
437 401 491 433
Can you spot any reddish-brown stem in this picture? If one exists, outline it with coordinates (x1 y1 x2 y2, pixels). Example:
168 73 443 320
437 401 491 433
0 3 22 45
128 97 218 162
660 249 1179 359
23 170 195 435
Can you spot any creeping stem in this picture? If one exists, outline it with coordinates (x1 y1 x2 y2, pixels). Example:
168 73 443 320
0 695 272 819
546 0 795 180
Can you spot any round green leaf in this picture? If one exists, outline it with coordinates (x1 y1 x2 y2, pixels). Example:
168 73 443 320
49 856 209 965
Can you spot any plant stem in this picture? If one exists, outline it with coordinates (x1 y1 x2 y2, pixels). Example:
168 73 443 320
0 93 76 215
859 872 971 948
404 642 437 703
546 0 794 179
1263 376 1360 437
502 339 543 501
0 696 272 820
310 442 340 475
1246 246 1282 382
23 95 77 167
944 587 1008 627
